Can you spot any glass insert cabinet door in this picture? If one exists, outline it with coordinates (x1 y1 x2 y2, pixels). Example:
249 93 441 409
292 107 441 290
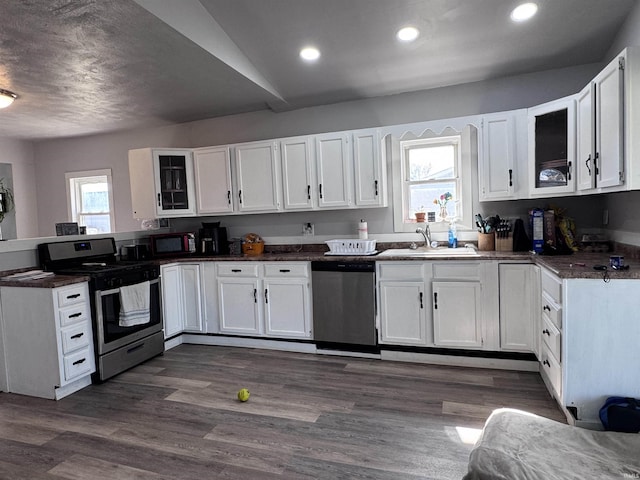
151 150 196 216
528 95 576 195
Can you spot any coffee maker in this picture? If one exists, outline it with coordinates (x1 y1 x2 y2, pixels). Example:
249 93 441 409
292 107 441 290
198 222 229 255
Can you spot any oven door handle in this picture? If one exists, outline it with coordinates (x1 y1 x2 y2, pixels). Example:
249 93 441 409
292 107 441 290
99 278 159 297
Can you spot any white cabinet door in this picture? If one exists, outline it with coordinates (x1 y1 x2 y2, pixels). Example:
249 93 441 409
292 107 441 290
181 264 203 332
432 281 482 348
194 147 234 214
576 84 596 191
379 281 427 345
263 278 311 338
316 133 351 208
281 137 314 210
152 149 197 217
499 264 534 352
595 55 625 189
480 112 516 200
235 141 281 212
353 129 385 207
200 263 219 334
217 277 261 335
161 264 183 338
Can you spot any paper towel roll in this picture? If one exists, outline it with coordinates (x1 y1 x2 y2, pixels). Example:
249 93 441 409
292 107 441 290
358 220 368 239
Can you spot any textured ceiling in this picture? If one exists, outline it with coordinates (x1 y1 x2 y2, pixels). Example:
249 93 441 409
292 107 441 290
0 0 636 140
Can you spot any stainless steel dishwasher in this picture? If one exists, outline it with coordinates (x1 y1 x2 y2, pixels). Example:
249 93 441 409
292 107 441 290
311 261 377 346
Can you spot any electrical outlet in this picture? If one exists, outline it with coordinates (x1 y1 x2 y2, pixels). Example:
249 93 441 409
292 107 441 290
302 223 314 236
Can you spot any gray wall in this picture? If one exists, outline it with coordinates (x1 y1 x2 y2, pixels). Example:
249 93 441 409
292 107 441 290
31 62 604 241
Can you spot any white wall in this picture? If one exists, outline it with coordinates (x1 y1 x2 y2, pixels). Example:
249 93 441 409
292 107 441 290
0 137 38 239
30 62 604 241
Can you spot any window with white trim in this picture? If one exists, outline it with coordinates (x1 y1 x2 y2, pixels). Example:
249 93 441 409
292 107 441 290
66 169 115 234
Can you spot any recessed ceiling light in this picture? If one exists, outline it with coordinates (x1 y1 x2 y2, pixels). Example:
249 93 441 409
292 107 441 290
300 47 320 62
0 89 17 109
510 2 538 22
397 26 420 42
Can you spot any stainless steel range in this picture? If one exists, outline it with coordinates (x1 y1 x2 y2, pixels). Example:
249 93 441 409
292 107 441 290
38 237 164 382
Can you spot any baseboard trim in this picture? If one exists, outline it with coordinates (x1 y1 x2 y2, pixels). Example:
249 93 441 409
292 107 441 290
381 350 539 371
164 335 184 351
180 334 318 354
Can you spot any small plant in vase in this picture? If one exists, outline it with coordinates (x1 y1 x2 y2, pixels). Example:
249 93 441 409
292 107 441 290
414 206 427 223
433 192 453 221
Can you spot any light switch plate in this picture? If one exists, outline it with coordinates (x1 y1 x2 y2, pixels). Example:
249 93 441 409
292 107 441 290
302 223 314 236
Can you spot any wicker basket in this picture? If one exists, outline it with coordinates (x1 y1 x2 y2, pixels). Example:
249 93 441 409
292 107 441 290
242 241 264 255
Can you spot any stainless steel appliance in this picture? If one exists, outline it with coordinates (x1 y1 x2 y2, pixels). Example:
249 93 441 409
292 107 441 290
311 261 377 346
38 237 163 382
198 222 229 255
149 232 195 257
121 244 150 261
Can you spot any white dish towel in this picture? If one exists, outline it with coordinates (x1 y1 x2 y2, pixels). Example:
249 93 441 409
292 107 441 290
119 281 150 327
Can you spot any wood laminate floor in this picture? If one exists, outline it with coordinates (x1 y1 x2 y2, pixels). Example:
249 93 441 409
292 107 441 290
0 345 565 479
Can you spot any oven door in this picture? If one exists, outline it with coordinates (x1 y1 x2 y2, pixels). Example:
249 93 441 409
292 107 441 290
95 278 162 355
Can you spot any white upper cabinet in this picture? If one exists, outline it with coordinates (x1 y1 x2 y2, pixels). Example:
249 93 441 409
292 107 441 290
479 110 527 201
528 95 577 196
234 140 281 212
194 146 234 214
129 148 196 218
280 136 314 210
353 129 386 207
576 83 596 191
316 132 351 208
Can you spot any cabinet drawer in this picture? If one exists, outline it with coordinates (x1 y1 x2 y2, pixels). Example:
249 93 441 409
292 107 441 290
541 315 561 362
377 263 424 280
432 262 481 280
263 263 309 278
63 347 93 382
541 268 562 304
541 292 562 330
540 344 562 398
217 263 259 277
61 322 91 354
58 303 90 327
57 284 88 307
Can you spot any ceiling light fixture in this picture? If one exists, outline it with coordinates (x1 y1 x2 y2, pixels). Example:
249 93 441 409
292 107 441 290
397 26 420 42
300 47 321 62
510 2 538 22
0 89 17 109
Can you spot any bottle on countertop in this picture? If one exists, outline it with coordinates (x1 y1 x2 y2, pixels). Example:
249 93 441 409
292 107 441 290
448 220 458 248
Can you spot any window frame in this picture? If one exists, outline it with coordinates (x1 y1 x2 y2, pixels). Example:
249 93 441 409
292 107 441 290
65 169 115 234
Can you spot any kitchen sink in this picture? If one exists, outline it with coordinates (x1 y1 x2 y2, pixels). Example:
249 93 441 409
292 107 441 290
377 247 480 257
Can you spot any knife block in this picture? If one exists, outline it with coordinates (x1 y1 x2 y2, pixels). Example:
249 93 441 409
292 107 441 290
495 234 513 252
478 232 495 251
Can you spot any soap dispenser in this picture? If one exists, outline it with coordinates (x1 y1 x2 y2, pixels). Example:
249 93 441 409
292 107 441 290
448 219 458 248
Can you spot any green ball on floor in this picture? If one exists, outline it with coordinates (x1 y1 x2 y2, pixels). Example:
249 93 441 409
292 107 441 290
237 388 250 402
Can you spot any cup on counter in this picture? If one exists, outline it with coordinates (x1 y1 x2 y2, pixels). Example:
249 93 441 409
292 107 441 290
610 255 624 269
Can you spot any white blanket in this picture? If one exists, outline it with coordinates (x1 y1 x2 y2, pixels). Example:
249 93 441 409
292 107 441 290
464 408 640 480
119 281 150 327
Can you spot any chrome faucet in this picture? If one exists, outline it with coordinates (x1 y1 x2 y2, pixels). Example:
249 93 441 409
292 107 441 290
416 226 432 248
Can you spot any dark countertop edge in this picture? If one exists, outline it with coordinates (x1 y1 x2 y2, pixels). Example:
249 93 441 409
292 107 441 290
0 273 91 288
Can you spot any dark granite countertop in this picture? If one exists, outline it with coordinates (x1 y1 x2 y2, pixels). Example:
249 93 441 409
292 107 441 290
532 252 640 279
0 268 90 288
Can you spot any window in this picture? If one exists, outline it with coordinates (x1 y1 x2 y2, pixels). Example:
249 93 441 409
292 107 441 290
392 126 476 233
66 169 115 234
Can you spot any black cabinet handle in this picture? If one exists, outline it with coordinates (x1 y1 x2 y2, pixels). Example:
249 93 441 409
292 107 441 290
433 292 438 310
374 180 379 196
67 293 81 299
585 155 592 176
238 190 243 204
543 359 550 367
70 332 84 339
157 193 161 206
543 305 551 312
419 292 424 309
69 312 82 318
307 185 311 200
72 358 86 366
227 190 231 205
231 269 242 273
265 289 268 303
319 184 323 199
253 288 257 303
567 161 572 181
508 169 513 187
594 152 599 175
279 269 291 273
542 329 550 336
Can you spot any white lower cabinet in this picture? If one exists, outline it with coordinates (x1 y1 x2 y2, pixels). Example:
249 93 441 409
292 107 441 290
217 262 311 339
432 281 483 348
0 282 95 399
161 263 203 338
499 263 536 352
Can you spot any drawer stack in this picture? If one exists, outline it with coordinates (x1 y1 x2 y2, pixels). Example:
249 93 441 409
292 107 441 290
539 268 562 399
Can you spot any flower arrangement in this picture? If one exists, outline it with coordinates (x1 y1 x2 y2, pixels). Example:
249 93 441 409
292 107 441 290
433 192 453 208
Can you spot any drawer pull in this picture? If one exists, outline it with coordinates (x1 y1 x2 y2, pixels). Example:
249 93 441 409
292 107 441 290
433 292 437 309
279 269 291 273
543 359 550 367
67 293 81 299
72 358 86 366
543 305 551 312
70 332 84 339
69 312 83 318
127 344 144 354
542 329 550 336
231 269 242 273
